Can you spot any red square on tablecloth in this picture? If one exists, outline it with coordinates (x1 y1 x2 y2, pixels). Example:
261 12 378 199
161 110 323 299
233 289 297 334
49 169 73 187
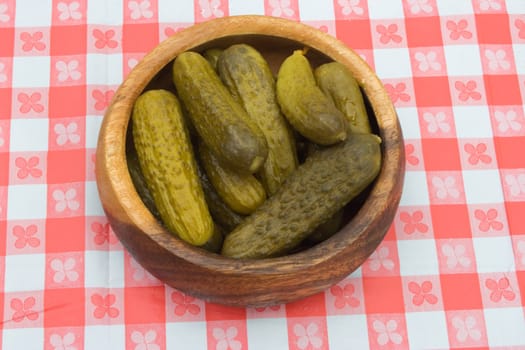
205 302 246 321
440 273 483 310
286 292 326 318
431 204 472 238
0 153 8 186
335 19 372 49
0 89 11 119
47 149 85 184
421 138 461 171
405 16 443 47
494 136 525 169
413 76 451 106
484 75 523 105
475 14 511 44
48 86 86 118
50 25 86 56
0 28 14 56
46 217 85 253
506 201 525 235
362 276 405 314
124 286 166 324
44 288 84 327
122 24 159 54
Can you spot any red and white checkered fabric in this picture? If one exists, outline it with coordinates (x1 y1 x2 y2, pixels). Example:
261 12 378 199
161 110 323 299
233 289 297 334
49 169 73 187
0 0 524 348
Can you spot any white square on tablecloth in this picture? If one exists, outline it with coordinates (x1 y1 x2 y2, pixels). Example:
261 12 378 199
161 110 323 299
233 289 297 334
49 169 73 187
367 0 404 19
373 48 413 79
166 322 207 349
513 44 525 75
9 119 49 152
484 307 525 347
247 318 289 350
84 325 125 350
397 107 421 139
3 328 44 350
453 105 493 138
4 254 45 292
14 0 52 26
444 45 483 76
12 57 50 88
405 311 449 349
86 54 123 85
85 116 103 149
87 0 123 25
84 250 125 288
158 0 194 23
85 181 105 216
506 0 525 14
472 236 515 273
7 184 47 220
398 239 439 276
399 171 430 206
435 0 474 16
326 315 370 349
462 170 504 204
298 0 335 20
228 0 265 16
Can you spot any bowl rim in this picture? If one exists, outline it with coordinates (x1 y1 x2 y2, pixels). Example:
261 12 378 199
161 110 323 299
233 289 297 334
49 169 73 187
96 15 405 276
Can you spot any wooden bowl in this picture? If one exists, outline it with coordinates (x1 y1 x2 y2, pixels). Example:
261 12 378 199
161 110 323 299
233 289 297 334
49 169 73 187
96 15 405 307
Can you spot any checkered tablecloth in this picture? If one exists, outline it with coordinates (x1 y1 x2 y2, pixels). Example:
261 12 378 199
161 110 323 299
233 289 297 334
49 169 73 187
1 0 525 349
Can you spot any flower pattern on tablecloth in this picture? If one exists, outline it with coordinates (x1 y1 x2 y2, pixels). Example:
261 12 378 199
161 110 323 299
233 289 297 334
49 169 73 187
385 82 411 103
198 0 224 18
15 156 43 179
55 60 82 82
131 330 161 350
452 316 482 343
337 0 364 16
495 110 522 133
91 293 120 319
373 320 403 346
377 24 403 44
0 3 9 22
455 80 482 101
485 277 516 302
294 323 323 349
20 32 46 52
93 29 118 49
474 208 503 232
330 283 360 309
54 122 80 146
57 1 82 21
399 210 429 234
268 0 295 18
18 92 44 113
213 326 242 350
52 188 80 212
447 19 473 40
407 0 433 15
11 297 39 322
49 332 76 350
464 143 492 165
50 257 79 283
13 224 40 249
171 291 201 316
128 0 153 20
408 281 438 306
368 246 395 271
441 243 471 269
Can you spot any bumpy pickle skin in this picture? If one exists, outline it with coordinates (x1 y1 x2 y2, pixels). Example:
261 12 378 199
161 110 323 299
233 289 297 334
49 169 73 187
276 49 347 146
314 62 371 134
217 44 299 195
172 51 268 174
132 89 214 246
221 133 382 259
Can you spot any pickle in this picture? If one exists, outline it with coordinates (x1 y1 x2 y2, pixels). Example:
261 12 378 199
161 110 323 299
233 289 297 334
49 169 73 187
276 49 347 145
198 140 266 215
172 51 268 174
221 133 382 259
132 89 214 246
217 44 298 195
203 48 223 71
315 62 371 134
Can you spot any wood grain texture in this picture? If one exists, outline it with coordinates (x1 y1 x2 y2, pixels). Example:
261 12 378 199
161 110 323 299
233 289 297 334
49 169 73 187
95 15 405 307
